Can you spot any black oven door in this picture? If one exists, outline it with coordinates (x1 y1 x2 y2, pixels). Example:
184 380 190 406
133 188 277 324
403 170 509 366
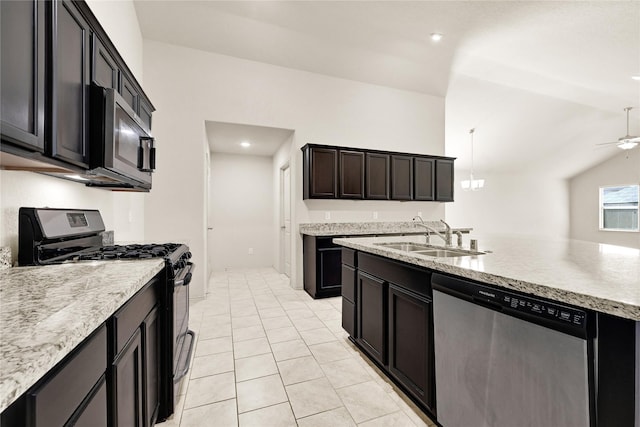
172 263 195 388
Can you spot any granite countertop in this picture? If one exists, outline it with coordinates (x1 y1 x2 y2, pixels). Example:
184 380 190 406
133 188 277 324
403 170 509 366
0 259 165 413
299 221 472 236
334 234 640 321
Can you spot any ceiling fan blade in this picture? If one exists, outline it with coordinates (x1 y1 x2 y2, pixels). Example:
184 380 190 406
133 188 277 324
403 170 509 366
595 141 621 146
622 135 640 143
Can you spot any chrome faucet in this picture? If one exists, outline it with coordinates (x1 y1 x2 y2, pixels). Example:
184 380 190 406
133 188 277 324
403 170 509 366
412 217 453 246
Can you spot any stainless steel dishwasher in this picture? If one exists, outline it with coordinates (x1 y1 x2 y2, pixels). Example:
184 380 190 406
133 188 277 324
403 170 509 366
432 273 595 427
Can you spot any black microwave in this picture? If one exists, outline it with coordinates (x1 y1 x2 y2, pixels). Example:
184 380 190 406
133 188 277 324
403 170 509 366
89 85 155 190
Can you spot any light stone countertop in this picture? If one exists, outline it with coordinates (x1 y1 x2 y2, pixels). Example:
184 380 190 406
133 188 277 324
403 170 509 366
299 221 472 236
334 234 640 321
0 259 165 413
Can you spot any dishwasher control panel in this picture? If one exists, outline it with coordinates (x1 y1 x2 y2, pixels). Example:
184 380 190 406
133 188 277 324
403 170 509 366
432 273 589 332
500 293 586 327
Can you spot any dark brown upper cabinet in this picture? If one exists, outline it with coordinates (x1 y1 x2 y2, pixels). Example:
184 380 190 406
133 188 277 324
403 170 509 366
366 153 390 200
1 0 155 180
139 98 153 130
120 74 140 114
414 157 435 201
391 155 413 200
49 0 92 168
303 146 338 198
91 34 119 90
302 144 454 202
339 150 365 199
0 0 46 152
435 159 455 202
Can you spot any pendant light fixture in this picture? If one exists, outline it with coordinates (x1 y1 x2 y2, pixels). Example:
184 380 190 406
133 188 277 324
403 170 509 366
461 128 485 191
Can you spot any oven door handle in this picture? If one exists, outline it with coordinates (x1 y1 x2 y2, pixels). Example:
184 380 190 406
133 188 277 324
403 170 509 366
174 330 196 383
174 262 194 287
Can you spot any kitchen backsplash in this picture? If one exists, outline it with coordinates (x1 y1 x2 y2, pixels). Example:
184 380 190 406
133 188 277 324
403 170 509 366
0 247 11 269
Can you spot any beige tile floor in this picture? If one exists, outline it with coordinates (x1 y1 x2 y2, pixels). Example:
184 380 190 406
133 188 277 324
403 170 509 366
158 267 437 427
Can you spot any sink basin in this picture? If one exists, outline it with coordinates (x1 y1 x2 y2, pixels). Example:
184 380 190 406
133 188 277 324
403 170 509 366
413 249 478 258
375 242 431 251
375 242 485 257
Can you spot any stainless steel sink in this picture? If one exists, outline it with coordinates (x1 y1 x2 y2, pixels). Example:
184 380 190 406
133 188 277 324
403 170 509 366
375 242 431 251
375 242 485 257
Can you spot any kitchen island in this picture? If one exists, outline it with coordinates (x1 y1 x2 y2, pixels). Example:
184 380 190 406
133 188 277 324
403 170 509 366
335 234 640 426
0 259 164 415
334 234 640 320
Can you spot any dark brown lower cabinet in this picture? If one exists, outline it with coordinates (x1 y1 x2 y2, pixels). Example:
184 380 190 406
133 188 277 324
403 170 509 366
345 251 436 418
0 275 164 427
25 325 107 427
114 329 144 427
143 307 160 426
356 271 387 365
303 235 343 298
388 284 435 411
72 376 108 427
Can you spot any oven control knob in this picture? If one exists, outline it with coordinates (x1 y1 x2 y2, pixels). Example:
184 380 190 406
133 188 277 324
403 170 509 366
184 251 192 260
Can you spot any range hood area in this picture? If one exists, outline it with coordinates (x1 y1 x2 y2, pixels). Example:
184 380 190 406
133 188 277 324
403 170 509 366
0 150 150 192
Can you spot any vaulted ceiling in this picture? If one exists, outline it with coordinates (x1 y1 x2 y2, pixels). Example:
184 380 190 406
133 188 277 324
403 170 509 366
134 1 640 177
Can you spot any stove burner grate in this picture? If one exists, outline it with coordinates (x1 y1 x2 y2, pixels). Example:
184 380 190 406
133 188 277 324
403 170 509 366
76 243 181 261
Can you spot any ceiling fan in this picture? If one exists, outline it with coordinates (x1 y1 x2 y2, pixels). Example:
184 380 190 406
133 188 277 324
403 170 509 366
597 107 639 150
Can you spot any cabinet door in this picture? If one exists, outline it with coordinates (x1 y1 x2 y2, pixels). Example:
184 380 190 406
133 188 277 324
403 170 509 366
91 34 119 90
365 153 390 200
139 98 153 131
50 0 91 167
114 328 144 427
435 159 455 202
356 271 387 365
318 247 342 292
0 0 45 151
143 306 160 427
120 74 139 113
339 150 364 198
388 285 434 410
391 155 413 200
307 147 338 198
414 158 435 201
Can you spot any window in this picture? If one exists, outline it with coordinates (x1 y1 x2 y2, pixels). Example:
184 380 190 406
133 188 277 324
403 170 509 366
599 185 639 231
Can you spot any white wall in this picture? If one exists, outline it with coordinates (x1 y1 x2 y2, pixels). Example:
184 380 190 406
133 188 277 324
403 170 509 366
142 40 446 295
446 171 569 239
85 0 143 83
209 153 274 269
570 149 640 248
0 0 145 264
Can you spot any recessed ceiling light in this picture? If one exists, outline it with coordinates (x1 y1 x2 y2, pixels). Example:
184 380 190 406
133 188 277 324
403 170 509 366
430 33 444 42
240 141 251 148
632 75 640 81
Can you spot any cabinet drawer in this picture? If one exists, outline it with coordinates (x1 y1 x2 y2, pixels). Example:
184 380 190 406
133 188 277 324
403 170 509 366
341 248 356 267
112 278 159 354
359 253 431 298
28 324 107 427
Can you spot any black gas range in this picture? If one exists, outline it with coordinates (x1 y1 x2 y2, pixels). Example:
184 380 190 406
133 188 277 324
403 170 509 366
18 207 194 423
